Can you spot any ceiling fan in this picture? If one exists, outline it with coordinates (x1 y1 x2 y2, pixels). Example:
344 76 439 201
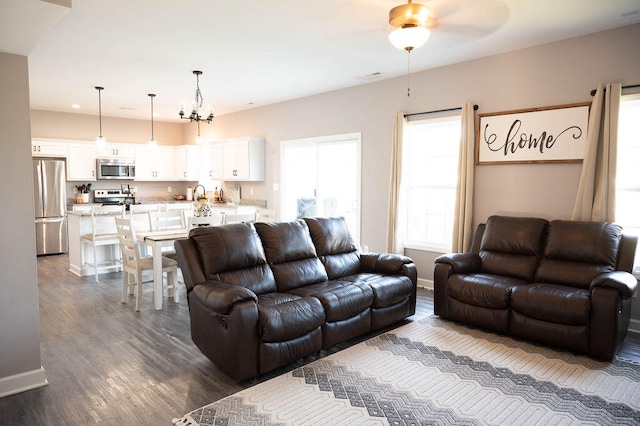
386 0 508 96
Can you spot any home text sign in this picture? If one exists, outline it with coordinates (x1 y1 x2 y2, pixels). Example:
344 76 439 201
476 103 590 164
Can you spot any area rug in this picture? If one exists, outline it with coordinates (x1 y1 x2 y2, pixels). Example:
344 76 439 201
173 316 640 425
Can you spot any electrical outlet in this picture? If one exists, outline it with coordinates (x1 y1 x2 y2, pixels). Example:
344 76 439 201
250 188 254 195
167 185 172 192
273 183 279 191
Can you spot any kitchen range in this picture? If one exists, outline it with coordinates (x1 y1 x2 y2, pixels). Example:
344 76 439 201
94 188 138 210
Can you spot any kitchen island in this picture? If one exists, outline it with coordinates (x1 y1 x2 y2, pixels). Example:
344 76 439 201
67 203 258 277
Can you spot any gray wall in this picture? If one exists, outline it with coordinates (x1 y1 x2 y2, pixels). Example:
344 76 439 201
0 53 46 396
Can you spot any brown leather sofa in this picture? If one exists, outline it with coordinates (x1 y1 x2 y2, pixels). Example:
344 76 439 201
434 215 638 360
175 216 417 381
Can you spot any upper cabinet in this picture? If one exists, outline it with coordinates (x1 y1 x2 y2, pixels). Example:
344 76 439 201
134 145 175 181
32 139 68 157
222 137 264 181
67 143 97 181
96 144 134 160
209 143 224 181
174 145 201 181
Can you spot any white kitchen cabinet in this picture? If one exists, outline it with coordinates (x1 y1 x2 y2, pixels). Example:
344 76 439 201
209 143 224 180
134 146 175 181
175 145 201 181
31 139 68 157
96 144 134 160
222 137 264 181
67 143 97 181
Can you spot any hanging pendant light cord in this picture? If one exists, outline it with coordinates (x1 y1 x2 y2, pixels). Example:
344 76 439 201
98 88 103 136
150 95 154 140
407 48 412 97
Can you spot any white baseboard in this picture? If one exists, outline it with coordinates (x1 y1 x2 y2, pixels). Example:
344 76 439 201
0 367 48 398
417 278 433 291
629 318 640 335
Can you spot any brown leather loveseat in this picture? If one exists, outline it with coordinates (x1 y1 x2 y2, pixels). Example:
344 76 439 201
434 215 638 360
175 216 417 381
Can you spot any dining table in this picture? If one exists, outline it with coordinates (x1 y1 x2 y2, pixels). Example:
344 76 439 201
137 229 189 310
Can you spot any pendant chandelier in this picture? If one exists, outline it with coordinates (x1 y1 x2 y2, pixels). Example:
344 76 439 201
148 93 157 148
388 0 431 97
179 70 215 125
95 86 106 146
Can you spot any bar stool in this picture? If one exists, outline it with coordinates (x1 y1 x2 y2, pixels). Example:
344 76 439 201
82 205 125 282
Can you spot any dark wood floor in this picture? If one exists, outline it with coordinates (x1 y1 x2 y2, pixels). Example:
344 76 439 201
1 253 639 425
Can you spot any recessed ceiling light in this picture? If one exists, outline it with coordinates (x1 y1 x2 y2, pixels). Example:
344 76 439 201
71 104 81 109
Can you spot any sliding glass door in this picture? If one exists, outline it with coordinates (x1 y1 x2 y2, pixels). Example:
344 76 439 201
281 133 361 242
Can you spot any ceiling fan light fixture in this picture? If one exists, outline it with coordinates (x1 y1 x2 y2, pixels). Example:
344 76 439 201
388 26 431 51
389 0 431 29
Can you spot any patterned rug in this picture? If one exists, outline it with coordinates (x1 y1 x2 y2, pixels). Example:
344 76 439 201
173 316 640 425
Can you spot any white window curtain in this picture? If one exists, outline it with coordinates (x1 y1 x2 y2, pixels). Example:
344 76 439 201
386 112 407 254
571 83 621 221
451 102 476 252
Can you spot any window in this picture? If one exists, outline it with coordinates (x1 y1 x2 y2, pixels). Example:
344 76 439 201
615 93 640 276
403 114 462 252
281 133 362 242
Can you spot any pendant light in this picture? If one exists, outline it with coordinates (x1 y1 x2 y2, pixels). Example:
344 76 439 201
196 120 202 144
179 71 214 123
388 1 431 97
148 94 157 148
95 86 106 146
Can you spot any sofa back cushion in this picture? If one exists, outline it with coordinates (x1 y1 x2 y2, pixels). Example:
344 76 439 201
255 220 328 291
189 223 276 295
479 215 549 281
535 220 622 289
304 217 361 279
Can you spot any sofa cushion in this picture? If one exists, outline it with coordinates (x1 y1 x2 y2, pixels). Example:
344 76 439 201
449 273 527 309
366 275 414 308
255 220 328 291
535 221 622 289
479 216 548 281
257 295 325 343
189 223 277 295
304 217 361 279
286 280 373 322
511 283 591 325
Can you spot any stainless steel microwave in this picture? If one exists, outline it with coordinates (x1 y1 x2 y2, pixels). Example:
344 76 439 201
96 158 135 180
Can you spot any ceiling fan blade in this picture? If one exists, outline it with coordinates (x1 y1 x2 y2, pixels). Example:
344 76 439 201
428 0 509 38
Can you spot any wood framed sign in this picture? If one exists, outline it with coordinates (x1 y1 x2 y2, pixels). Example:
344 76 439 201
476 102 590 164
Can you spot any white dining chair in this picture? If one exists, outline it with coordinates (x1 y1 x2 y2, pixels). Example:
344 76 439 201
115 216 179 311
129 203 160 214
223 213 256 225
255 208 277 222
82 205 125 282
188 214 225 229
148 210 186 259
149 210 186 231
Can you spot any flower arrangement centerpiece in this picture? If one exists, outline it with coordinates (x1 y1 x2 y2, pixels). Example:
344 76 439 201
193 185 211 217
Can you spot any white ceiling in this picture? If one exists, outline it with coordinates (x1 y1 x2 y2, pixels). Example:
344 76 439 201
2 0 640 122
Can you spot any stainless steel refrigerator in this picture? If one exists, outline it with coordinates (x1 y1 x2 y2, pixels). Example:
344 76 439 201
33 158 68 255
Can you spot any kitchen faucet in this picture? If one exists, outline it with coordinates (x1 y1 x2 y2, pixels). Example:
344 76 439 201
194 184 206 199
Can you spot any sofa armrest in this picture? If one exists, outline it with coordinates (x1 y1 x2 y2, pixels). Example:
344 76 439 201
191 280 258 315
435 253 481 274
590 271 638 300
360 253 414 275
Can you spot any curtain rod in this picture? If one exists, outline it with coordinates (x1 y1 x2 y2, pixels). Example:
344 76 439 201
404 104 478 118
590 84 640 96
